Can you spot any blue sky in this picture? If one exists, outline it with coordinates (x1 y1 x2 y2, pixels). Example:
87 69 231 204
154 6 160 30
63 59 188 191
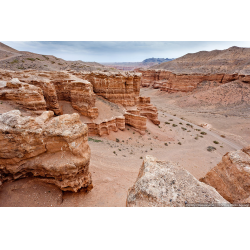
2 41 250 62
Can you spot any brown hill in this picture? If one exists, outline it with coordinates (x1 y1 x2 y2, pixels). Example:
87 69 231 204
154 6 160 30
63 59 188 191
0 42 109 72
150 46 250 75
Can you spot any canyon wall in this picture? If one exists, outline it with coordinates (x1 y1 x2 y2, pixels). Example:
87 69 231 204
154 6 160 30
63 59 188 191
137 69 250 93
73 71 141 106
0 110 92 192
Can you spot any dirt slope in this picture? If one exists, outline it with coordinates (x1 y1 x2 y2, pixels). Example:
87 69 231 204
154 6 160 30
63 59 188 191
150 46 250 75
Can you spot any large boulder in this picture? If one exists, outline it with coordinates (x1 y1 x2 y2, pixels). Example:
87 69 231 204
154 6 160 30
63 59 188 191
200 146 250 203
0 110 92 192
126 155 229 207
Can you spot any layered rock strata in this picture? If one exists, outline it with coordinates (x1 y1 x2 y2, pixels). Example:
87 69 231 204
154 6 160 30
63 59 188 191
137 69 250 93
0 110 92 192
76 71 141 106
0 78 47 112
135 96 160 125
87 116 125 136
126 155 229 207
200 146 250 204
0 70 98 119
124 113 147 135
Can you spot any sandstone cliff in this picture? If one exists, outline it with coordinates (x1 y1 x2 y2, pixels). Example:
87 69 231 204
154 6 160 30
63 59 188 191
0 110 92 192
126 155 229 207
137 69 250 93
200 146 250 204
74 71 141 106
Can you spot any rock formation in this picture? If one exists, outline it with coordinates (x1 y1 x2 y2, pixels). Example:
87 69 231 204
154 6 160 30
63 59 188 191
76 71 141 106
0 69 160 136
200 146 250 204
0 110 92 192
87 116 125 136
0 78 47 112
137 69 250 93
136 96 160 125
124 113 147 135
126 155 229 207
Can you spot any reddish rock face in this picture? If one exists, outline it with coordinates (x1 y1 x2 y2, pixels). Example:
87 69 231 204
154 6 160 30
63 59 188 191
136 96 160 125
124 113 147 135
0 110 92 192
0 70 98 119
87 116 125 136
137 69 250 93
200 146 250 204
77 71 141 106
0 78 47 112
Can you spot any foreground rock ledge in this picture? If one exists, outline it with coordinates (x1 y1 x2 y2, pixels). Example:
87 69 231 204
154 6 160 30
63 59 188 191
126 155 229 207
0 110 92 192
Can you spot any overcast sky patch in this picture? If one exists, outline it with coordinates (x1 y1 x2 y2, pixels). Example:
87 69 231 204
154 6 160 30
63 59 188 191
2 41 250 62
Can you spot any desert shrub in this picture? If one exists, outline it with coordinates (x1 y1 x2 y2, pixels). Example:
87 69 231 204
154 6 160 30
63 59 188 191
178 142 182 145
221 135 226 138
165 122 170 124
172 124 177 127
169 119 173 121
88 137 102 142
26 58 35 61
207 146 216 152
213 141 219 144
10 59 19 64
181 127 187 131
42 55 49 60
116 138 120 142
200 132 207 135
164 143 168 146
179 122 183 125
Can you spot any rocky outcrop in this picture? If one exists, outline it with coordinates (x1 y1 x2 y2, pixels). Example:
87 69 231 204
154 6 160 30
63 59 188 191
0 110 92 192
124 113 147 135
87 116 125 136
126 155 229 207
25 77 62 115
136 96 160 125
0 70 99 119
200 146 250 204
0 78 47 112
77 71 141 106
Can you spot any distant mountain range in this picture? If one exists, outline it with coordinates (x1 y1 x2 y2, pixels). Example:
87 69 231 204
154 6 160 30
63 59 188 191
142 58 174 64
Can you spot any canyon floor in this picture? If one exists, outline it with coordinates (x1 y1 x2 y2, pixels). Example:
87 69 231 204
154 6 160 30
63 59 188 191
0 87 248 207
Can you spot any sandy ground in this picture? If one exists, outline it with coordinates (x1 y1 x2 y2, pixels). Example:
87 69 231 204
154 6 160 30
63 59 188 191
0 87 248 207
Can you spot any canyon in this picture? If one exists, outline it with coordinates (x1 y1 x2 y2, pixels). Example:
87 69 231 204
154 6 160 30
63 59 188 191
0 42 250 207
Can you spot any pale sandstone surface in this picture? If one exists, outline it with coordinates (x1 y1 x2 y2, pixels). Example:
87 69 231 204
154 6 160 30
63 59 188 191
200 146 250 203
0 110 92 192
126 155 229 207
